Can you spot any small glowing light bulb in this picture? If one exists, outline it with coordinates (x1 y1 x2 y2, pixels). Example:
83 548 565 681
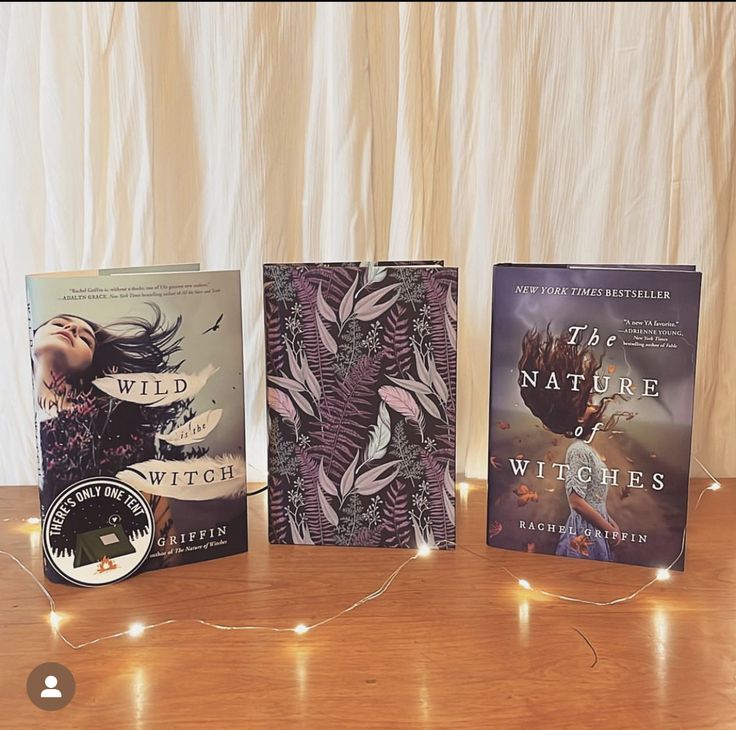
656 569 671 582
518 579 532 591
128 622 145 638
26 517 41 525
49 611 61 630
709 482 722 491
293 624 309 635
417 544 432 558
458 482 470 495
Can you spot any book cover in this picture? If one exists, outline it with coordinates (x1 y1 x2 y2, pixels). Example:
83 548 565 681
486 264 701 570
26 266 247 586
264 262 458 549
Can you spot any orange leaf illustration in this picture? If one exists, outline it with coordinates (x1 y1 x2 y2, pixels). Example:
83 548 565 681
607 364 616 374
490 456 501 470
497 421 511 430
569 534 593 556
488 521 503 539
513 484 538 506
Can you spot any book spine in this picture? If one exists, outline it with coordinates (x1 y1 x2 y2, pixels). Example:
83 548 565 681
25 281 50 580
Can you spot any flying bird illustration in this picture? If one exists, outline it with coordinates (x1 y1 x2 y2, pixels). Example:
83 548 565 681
203 314 224 334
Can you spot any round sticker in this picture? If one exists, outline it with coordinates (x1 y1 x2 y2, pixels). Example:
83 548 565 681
43 477 154 587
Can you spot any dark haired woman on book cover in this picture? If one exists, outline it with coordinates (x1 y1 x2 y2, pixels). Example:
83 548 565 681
519 327 628 561
30 304 190 571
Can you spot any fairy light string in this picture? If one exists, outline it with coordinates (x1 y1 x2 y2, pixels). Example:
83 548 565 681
503 477 721 605
0 465 723 649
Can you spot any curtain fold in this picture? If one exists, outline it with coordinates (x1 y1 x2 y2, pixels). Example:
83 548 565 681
1 2 734 484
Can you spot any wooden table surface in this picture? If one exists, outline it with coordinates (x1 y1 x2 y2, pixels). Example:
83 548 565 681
1 478 735 729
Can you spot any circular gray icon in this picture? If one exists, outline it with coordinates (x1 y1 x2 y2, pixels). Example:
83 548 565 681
27 662 75 711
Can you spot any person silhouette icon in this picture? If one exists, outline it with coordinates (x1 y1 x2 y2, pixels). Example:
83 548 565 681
27 662 75 710
40 675 62 699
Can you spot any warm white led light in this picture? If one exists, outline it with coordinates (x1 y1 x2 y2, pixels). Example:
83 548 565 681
709 482 722 491
26 517 41 525
655 569 671 582
518 579 532 591
293 624 309 635
128 622 145 638
417 544 432 558
49 611 61 630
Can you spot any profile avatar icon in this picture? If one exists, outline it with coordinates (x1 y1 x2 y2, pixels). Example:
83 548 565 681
40 675 62 699
27 661 75 710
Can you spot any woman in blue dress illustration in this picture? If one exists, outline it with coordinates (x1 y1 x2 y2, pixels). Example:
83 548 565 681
518 326 626 561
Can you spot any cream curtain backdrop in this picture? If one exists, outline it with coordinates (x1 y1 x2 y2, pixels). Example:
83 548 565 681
1 2 734 486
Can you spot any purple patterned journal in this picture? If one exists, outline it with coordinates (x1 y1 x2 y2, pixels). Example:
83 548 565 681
264 263 457 549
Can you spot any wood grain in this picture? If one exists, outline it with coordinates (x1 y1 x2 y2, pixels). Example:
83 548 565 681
1 478 735 728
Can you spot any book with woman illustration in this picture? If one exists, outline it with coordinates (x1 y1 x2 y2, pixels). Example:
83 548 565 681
264 261 458 550
26 264 248 586
486 264 701 570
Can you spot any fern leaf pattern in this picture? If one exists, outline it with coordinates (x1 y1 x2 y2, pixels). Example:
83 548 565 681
264 263 457 549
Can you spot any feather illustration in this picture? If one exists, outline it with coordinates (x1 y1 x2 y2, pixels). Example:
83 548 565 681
365 264 387 285
363 402 391 464
93 365 218 407
267 387 301 437
158 409 223 446
117 454 246 500
379 385 425 438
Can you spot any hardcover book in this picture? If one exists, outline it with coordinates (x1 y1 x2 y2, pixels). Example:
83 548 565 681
26 265 247 586
264 262 458 550
486 264 701 570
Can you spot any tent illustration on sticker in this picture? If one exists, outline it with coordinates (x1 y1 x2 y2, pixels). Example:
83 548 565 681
73 525 136 568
